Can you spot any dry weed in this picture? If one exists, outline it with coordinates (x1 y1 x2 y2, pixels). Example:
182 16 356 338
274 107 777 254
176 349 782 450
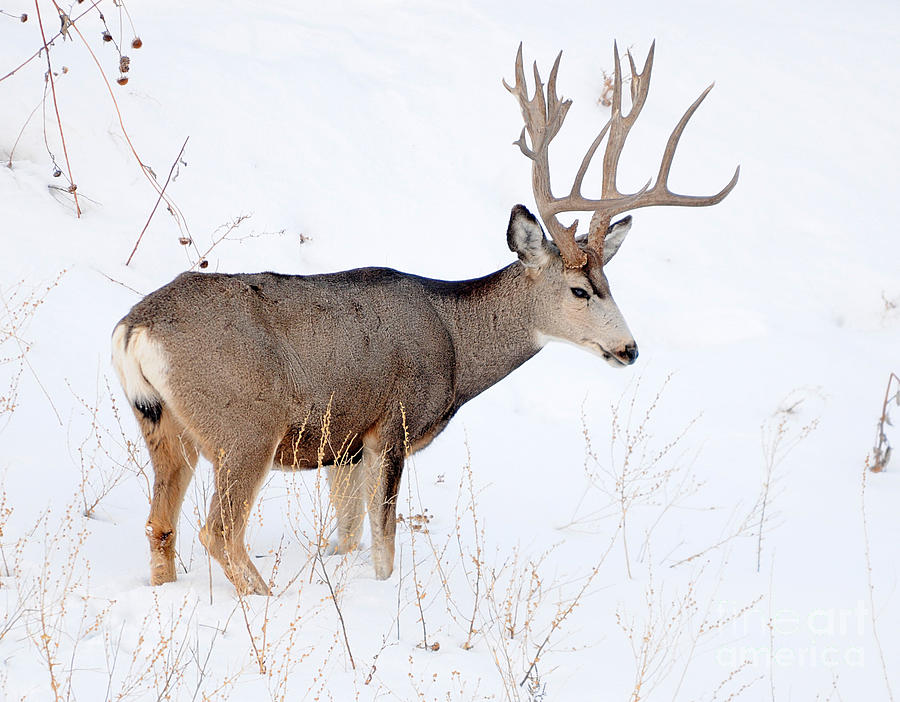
672 389 819 570
69 375 150 518
861 457 895 701
870 371 899 473
570 376 701 578
445 451 618 700
0 272 66 431
881 291 899 325
617 558 762 701
755 391 819 570
14 501 103 701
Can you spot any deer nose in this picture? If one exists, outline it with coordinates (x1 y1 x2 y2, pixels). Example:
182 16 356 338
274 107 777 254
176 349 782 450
618 342 638 365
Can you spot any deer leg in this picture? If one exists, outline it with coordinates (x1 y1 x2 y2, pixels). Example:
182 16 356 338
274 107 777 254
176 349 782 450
199 440 274 596
138 406 199 586
362 443 403 580
327 460 365 554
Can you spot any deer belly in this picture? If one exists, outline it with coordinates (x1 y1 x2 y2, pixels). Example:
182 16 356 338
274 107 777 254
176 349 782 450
273 422 365 470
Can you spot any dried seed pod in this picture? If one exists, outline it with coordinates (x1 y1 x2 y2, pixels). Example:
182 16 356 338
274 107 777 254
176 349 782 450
20 13 28 22
119 55 130 73
199 259 209 269
52 168 62 177
131 37 142 49
178 237 191 246
102 30 112 42
116 76 128 86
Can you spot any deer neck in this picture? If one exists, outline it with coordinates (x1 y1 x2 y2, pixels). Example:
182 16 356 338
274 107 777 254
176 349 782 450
426 262 542 407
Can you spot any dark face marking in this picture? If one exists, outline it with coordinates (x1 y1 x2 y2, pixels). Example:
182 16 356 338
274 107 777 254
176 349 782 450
569 260 608 301
582 249 611 300
587 278 607 300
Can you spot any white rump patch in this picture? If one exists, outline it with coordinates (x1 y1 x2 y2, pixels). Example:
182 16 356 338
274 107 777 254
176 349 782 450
111 324 170 407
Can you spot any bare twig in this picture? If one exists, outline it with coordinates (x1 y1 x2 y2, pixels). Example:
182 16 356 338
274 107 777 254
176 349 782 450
190 214 252 271
314 546 355 670
460 451 482 651
311 401 356 669
364 615 400 686
673 391 817 570
0 0 101 84
6 91 44 167
870 372 899 473
68 373 144 518
756 398 818 571
62 8 192 241
569 376 700 578
126 136 189 265
519 527 619 688
400 405 439 653
34 0 80 216
767 554 776 701
0 271 67 427
97 271 143 296
235 588 266 674
861 458 895 701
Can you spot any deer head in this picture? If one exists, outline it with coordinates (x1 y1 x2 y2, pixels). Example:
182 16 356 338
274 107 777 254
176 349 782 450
504 42 739 366
507 204 638 365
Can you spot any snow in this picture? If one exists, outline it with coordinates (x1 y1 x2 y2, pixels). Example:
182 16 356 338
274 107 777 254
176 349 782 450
1 0 899 699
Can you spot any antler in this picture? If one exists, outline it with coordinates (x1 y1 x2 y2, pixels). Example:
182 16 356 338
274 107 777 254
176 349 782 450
504 42 740 267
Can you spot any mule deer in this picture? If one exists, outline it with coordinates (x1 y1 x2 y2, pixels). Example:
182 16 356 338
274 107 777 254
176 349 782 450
112 42 738 595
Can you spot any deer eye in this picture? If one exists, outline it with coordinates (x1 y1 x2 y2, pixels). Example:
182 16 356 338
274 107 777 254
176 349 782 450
570 287 590 300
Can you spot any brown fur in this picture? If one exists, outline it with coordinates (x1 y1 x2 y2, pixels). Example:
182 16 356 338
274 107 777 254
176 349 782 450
112 207 638 594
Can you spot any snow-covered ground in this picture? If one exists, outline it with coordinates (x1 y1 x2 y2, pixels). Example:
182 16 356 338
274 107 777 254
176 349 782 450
1 1 898 699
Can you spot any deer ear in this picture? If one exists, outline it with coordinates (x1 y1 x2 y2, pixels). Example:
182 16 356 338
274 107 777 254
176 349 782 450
507 205 552 268
602 215 633 264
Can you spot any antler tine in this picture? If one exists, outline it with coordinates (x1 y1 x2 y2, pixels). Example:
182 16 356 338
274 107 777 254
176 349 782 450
531 61 547 144
504 42 527 99
601 41 654 201
572 44 653 227
547 51 562 111
586 43 655 251
610 41 623 124
545 52 570 145
627 50 640 103
570 121 611 202
641 84 741 208
505 45 586 268
601 42 624 202
629 41 655 106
